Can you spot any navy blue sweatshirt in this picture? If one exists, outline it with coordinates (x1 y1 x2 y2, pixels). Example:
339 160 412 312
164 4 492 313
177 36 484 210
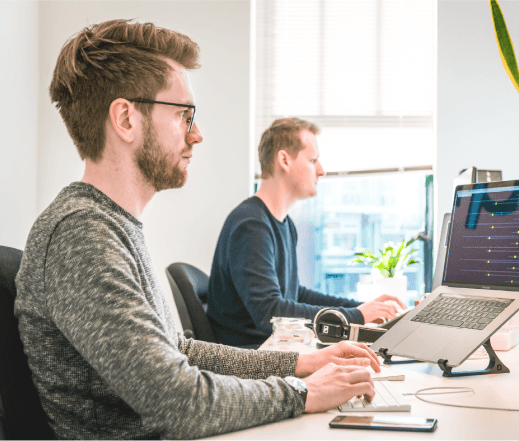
207 196 364 347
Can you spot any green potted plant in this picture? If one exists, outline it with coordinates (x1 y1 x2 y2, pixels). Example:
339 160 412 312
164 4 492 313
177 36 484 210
353 238 422 301
490 0 519 93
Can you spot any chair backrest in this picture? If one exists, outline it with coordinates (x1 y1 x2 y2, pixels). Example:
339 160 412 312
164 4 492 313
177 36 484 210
0 246 53 440
165 262 216 343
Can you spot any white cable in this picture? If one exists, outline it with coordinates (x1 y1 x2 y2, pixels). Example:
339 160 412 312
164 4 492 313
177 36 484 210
404 387 519 412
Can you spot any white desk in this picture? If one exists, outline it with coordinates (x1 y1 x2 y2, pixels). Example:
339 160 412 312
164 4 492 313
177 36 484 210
209 339 519 440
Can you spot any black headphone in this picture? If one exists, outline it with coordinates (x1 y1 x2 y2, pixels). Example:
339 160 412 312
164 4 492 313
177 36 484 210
312 308 387 344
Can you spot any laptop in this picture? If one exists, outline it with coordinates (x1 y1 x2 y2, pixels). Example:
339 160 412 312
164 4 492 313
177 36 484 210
371 179 519 367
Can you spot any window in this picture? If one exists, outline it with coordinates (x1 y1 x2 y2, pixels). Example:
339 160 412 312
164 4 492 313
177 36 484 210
254 0 437 303
288 172 433 306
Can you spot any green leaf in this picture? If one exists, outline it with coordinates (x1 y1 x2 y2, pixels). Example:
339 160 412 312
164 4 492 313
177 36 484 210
405 237 417 248
376 266 389 278
490 0 519 93
356 237 421 275
395 240 406 257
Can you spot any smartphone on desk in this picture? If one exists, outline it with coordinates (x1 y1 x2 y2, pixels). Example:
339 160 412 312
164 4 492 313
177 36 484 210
330 415 437 432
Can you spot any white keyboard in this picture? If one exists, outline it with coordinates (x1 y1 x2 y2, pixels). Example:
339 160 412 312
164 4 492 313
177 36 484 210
338 380 411 412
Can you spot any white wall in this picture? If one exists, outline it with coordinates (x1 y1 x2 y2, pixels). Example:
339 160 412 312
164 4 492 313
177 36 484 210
0 1 39 249
5 0 519 329
35 0 252 331
437 0 519 249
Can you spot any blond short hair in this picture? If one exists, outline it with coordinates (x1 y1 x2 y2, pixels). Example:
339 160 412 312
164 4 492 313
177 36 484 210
258 117 320 178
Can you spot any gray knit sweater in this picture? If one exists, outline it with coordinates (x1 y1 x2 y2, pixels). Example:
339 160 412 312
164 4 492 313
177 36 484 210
14 182 304 440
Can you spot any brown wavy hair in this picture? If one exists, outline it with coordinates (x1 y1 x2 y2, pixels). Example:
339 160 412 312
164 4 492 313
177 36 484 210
49 19 200 162
258 117 320 178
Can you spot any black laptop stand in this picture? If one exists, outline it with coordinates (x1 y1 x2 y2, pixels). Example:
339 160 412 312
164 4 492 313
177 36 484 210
437 339 509 377
378 348 424 365
380 338 510 377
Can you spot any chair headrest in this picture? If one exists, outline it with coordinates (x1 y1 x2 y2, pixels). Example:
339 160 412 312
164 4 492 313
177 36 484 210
0 246 23 300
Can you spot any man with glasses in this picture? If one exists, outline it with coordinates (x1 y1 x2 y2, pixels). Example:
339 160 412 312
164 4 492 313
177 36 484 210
14 19 380 440
207 117 406 348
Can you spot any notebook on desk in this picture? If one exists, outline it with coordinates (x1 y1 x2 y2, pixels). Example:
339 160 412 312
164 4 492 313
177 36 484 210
371 179 519 367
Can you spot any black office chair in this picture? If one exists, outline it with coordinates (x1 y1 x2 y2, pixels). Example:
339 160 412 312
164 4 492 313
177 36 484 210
0 246 53 440
165 262 216 343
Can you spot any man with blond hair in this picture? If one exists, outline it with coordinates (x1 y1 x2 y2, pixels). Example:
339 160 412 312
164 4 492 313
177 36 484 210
14 19 381 440
207 117 405 348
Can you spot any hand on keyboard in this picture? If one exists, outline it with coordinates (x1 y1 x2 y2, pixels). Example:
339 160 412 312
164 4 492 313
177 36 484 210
358 294 407 323
302 364 375 413
295 340 381 377
384 300 405 314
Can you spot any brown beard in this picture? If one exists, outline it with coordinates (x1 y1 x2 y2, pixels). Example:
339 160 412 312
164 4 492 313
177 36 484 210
134 116 188 192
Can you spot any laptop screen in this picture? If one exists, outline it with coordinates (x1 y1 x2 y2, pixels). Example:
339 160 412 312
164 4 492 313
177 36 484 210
443 180 519 289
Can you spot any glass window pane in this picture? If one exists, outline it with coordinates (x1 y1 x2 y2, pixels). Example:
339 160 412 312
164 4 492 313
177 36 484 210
288 172 431 306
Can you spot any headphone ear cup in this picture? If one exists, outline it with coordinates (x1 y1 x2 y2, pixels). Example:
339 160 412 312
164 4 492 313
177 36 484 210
314 308 349 343
314 308 333 323
312 308 333 337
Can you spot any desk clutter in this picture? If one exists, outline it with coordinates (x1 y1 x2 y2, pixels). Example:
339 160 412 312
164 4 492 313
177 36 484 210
270 317 314 345
490 325 519 351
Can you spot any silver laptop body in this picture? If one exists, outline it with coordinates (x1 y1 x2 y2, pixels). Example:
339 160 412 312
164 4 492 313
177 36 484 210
371 180 519 367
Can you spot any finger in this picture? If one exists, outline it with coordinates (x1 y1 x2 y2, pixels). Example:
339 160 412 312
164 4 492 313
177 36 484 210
376 304 398 319
388 295 407 310
396 298 407 309
350 342 380 363
346 368 375 388
347 381 375 402
347 346 381 372
348 343 377 360
374 302 397 314
342 357 370 368
384 303 399 315
333 352 377 371
382 295 407 310
339 365 370 373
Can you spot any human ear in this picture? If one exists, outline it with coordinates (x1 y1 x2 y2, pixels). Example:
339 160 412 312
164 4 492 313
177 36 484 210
277 150 291 173
108 98 138 143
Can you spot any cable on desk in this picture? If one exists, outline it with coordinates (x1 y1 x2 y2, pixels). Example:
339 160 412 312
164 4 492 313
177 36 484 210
404 387 519 412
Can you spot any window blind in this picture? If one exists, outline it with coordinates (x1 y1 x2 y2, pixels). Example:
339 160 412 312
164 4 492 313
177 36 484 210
255 0 436 175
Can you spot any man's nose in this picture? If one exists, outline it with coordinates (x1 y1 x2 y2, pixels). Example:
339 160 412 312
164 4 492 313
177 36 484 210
317 161 325 177
187 122 203 145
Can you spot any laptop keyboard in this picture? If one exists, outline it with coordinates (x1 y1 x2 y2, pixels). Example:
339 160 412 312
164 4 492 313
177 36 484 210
411 295 513 330
339 380 410 412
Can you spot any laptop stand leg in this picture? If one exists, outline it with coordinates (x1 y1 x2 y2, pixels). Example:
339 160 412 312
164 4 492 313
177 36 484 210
438 339 510 377
378 348 424 365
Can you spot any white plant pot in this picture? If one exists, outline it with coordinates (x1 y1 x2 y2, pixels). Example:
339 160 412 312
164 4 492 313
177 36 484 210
356 283 383 302
374 276 408 302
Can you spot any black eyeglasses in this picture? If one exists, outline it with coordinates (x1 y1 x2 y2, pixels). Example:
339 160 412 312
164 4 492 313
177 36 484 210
128 98 196 132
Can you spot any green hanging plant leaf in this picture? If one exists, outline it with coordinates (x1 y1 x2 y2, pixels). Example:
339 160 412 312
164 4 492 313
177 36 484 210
490 0 519 93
